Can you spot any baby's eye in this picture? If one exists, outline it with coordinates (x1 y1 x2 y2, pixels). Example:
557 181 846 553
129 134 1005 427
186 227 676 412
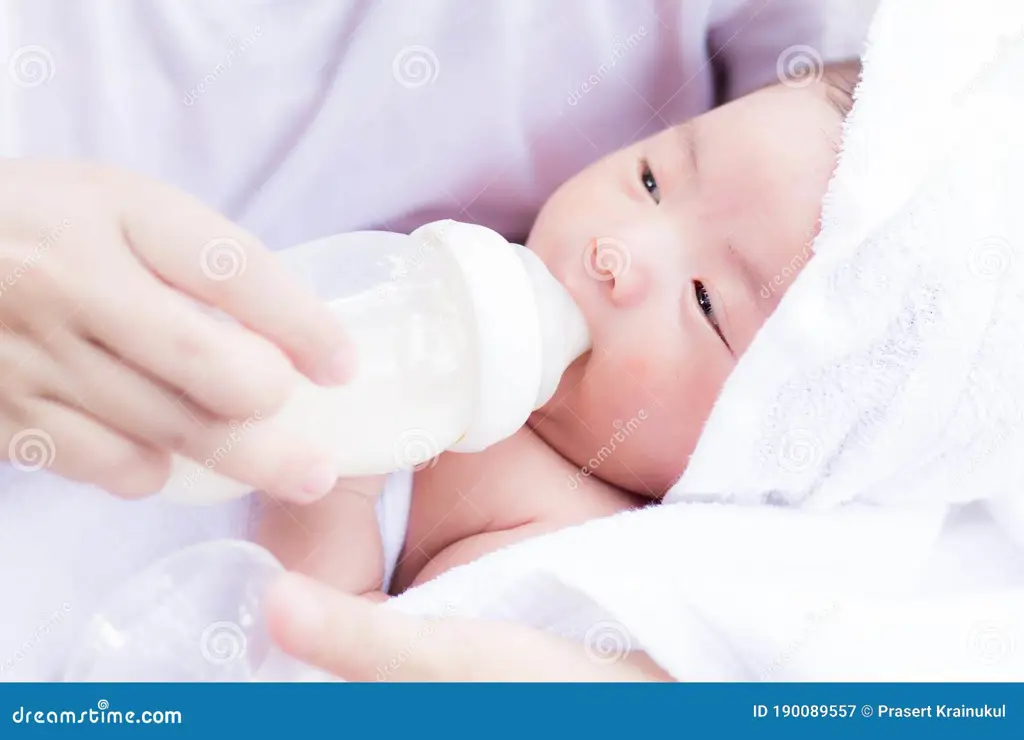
694 280 730 349
640 161 660 204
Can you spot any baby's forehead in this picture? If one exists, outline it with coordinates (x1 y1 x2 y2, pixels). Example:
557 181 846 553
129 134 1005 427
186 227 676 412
743 61 861 121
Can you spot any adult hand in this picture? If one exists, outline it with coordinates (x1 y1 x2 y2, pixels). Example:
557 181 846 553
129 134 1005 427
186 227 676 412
265 572 673 681
0 159 351 500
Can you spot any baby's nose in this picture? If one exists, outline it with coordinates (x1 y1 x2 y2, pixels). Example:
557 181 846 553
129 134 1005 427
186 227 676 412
585 237 649 309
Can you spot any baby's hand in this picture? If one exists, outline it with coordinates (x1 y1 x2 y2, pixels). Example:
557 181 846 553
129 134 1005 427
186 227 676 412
256 476 387 596
0 159 350 500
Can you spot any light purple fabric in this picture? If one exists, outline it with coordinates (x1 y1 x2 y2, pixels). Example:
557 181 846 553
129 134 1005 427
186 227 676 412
1 0 867 245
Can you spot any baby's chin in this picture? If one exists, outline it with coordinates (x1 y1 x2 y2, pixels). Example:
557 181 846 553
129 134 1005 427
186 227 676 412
528 367 682 500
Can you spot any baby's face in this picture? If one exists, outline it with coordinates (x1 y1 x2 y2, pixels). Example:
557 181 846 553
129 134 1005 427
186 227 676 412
526 67 856 497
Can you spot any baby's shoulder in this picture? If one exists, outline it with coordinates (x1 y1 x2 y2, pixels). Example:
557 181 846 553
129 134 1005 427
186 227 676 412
391 427 640 591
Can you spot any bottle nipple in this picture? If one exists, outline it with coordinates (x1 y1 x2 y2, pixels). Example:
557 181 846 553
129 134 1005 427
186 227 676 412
409 220 591 454
513 245 592 408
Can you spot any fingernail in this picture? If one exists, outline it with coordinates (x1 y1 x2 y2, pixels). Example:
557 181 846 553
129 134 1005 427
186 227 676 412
269 574 328 651
299 458 337 500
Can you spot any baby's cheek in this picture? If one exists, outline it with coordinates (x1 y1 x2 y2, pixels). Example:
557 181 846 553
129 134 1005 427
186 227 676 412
620 345 702 404
609 339 681 386
590 351 667 419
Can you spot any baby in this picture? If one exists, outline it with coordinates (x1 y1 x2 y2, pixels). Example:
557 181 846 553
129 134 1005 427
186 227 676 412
258 62 861 596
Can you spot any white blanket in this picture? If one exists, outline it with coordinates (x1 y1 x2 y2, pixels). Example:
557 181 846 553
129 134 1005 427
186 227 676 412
387 0 1024 679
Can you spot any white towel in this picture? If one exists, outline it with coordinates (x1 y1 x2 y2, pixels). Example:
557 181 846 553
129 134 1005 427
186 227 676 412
388 0 1024 679
376 471 413 594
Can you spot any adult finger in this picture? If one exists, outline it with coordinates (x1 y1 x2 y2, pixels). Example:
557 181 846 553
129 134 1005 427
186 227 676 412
120 183 354 385
82 267 296 421
2 398 169 498
265 573 649 682
48 337 338 502
266 573 439 681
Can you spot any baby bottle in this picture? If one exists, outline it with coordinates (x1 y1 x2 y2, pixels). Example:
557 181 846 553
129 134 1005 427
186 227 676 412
161 220 591 504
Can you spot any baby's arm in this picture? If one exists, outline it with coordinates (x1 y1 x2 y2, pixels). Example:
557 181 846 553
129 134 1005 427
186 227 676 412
393 427 644 592
256 475 387 597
